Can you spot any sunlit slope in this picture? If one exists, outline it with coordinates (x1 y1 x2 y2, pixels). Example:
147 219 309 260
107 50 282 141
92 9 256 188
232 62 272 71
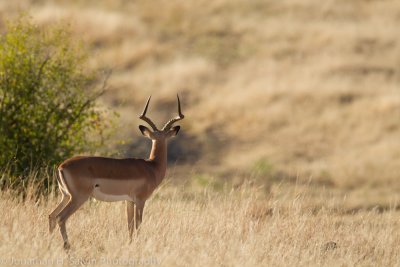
1 0 399 188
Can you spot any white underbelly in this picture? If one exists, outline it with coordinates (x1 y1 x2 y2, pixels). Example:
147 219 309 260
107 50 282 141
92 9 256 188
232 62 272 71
91 188 133 202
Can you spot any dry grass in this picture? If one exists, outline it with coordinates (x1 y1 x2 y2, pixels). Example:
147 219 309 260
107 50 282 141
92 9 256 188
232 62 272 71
0 0 399 265
1 182 400 267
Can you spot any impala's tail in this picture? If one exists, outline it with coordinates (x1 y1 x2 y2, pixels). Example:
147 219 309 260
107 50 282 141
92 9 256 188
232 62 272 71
57 169 71 196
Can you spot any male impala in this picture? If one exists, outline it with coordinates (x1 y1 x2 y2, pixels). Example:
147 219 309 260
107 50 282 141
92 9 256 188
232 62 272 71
49 95 184 249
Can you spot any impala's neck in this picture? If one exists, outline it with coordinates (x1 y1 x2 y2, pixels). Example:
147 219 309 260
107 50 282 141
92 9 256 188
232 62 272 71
148 139 168 184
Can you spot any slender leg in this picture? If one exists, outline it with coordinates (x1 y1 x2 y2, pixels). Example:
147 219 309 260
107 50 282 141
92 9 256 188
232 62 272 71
49 171 71 233
49 194 70 233
126 201 135 240
127 199 145 241
56 196 88 249
135 200 145 230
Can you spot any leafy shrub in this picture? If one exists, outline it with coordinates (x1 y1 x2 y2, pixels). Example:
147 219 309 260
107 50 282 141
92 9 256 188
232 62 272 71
0 17 109 193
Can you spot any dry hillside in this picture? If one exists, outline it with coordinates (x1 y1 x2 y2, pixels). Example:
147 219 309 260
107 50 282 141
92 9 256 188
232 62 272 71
0 0 399 206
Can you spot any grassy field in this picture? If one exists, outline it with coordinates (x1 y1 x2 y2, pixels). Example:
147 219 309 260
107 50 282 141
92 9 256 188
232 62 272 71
0 0 399 266
2 183 400 267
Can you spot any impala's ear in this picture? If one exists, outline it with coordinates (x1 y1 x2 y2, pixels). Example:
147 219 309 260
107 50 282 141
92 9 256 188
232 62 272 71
139 125 153 138
166 126 180 138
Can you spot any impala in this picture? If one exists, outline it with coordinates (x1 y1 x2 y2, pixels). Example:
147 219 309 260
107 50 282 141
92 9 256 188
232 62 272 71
49 95 184 249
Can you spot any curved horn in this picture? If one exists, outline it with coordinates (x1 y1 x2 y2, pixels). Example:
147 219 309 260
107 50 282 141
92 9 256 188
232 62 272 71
162 94 185 131
139 96 158 131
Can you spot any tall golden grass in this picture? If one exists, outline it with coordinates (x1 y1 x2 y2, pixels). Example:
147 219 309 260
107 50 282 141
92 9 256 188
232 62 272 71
1 181 400 266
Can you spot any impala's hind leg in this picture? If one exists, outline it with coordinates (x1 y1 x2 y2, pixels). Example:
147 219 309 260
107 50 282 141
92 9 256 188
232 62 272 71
49 171 70 233
49 193 69 233
56 195 89 249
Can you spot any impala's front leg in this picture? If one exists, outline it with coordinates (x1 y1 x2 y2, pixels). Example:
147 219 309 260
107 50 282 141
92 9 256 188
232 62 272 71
135 199 145 230
127 201 135 239
126 199 145 240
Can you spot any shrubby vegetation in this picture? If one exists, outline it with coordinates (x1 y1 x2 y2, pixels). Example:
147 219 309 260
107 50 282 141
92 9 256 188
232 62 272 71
0 17 109 194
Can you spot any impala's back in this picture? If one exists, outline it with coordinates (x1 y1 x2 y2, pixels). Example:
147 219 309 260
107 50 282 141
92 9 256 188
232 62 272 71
59 156 157 202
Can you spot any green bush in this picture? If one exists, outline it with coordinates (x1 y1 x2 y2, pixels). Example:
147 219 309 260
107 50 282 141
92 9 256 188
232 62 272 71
0 17 109 193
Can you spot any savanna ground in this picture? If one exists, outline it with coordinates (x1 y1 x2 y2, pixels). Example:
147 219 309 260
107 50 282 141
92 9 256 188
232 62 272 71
1 0 400 266
2 184 400 266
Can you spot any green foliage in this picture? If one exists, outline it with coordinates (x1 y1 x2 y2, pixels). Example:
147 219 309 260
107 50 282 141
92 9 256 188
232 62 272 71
0 17 109 192
192 174 224 192
252 158 274 178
